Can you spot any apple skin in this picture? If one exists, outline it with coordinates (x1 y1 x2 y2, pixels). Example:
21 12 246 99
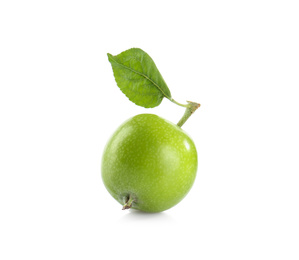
101 113 198 212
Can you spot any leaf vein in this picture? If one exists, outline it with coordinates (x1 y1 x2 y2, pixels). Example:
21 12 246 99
110 55 170 99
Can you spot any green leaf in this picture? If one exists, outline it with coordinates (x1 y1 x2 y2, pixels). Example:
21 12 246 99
107 48 172 108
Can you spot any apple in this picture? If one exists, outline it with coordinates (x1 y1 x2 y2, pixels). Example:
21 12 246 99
101 113 198 212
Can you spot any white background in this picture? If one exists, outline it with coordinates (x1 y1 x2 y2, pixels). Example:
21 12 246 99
1 0 299 259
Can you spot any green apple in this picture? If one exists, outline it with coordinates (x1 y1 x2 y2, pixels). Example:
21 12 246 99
101 113 198 213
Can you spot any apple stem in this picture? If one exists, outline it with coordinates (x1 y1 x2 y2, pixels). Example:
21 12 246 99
122 195 134 210
177 101 200 127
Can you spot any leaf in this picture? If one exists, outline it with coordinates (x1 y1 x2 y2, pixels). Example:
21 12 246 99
107 48 172 108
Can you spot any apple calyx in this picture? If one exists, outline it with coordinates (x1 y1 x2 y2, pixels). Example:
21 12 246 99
122 195 135 210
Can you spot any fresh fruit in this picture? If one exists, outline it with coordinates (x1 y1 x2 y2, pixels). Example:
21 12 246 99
103 48 201 212
101 113 197 212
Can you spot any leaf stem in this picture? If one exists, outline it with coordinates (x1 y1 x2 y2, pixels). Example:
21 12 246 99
176 101 201 127
169 98 189 108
